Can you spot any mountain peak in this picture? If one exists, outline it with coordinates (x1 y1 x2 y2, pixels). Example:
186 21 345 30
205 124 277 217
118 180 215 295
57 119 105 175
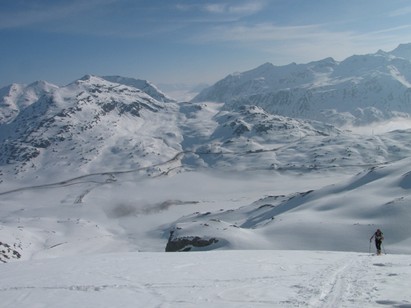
392 42 411 50
76 74 106 84
256 62 275 69
390 43 411 61
78 74 93 81
102 75 175 103
308 57 337 66
26 80 58 92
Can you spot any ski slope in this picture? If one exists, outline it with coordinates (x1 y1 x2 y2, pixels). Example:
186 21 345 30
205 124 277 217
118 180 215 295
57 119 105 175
1 250 410 308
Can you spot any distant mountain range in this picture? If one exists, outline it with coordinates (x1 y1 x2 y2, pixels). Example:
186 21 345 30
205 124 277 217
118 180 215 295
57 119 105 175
2 44 411 183
192 43 411 126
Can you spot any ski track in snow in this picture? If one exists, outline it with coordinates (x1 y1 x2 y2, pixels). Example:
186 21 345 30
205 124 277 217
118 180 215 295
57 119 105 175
306 254 369 307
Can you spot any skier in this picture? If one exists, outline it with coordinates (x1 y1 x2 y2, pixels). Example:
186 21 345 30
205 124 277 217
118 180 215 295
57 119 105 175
370 229 384 255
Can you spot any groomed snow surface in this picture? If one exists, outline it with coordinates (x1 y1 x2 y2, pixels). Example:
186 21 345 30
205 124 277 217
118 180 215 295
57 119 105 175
1 250 411 308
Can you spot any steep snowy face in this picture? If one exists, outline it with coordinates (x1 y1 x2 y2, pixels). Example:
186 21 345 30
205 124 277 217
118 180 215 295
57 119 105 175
192 46 411 125
0 75 182 182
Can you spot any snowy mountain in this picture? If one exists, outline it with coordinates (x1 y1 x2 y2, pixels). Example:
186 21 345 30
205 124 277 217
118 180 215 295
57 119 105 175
192 44 411 126
0 75 182 183
4 74 411 184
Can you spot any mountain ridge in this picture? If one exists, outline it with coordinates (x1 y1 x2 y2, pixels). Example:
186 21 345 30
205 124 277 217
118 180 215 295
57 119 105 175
3 57 411 183
192 43 411 126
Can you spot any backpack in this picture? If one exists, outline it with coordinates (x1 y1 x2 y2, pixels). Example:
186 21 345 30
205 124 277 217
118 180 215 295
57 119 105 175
375 231 383 240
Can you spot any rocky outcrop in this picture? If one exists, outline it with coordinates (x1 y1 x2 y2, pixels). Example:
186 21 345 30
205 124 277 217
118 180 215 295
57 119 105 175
0 241 22 263
165 231 219 252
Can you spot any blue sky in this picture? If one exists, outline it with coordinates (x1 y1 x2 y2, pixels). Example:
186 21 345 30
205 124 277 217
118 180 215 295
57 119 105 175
1 0 411 88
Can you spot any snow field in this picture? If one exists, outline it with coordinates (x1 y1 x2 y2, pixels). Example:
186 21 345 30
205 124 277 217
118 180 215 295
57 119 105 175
1 250 410 308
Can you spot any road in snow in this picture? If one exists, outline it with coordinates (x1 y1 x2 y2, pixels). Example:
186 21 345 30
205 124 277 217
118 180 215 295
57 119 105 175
1 250 410 308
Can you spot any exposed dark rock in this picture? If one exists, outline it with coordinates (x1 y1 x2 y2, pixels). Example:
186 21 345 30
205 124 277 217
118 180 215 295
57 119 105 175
101 101 116 113
165 231 219 252
31 138 51 148
0 241 22 263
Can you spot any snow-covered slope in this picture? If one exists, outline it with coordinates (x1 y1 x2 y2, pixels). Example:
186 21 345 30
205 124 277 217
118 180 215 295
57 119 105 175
1 250 410 308
1 153 411 262
165 156 411 254
192 44 411 126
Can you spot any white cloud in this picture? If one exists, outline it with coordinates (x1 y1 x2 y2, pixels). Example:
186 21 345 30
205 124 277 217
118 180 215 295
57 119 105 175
204 4 227 14
362 25 411 36
192 23 344 43
175 3 195 12
203 1 266 15
346 118 411 135
177 0 266 17
227 1 267 15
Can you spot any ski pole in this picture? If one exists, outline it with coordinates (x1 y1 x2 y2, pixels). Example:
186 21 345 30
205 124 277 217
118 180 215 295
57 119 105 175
369 241 371 254
382 242 386 255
